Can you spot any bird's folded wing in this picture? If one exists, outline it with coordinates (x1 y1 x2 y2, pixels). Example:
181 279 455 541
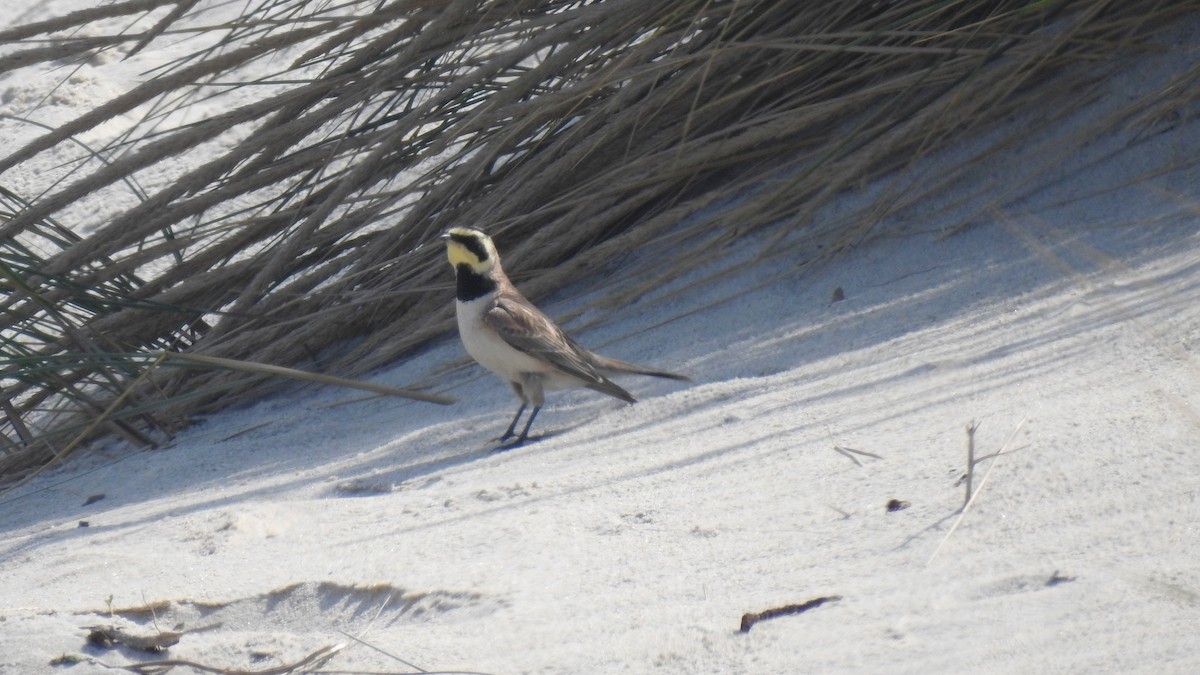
483 298 604 383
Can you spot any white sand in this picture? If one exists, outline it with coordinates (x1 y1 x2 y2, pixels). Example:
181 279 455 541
1 5 1198 674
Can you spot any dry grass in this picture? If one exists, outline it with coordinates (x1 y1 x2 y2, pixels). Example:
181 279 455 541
0 0 1194 483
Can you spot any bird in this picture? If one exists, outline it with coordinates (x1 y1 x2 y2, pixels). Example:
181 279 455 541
443 227 690 446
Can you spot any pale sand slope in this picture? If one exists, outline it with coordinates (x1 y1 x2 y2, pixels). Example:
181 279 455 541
1 8 1199 675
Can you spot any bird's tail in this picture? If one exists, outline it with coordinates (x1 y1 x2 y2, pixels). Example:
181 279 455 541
592 354 692 382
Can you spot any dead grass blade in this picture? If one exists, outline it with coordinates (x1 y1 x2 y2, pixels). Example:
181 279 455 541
162 351 455 404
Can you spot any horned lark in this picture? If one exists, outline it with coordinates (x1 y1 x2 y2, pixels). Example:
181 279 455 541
443 227 689 445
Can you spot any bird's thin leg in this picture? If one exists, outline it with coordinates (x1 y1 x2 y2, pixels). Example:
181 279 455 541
514 406 541 444
499 403 526 442
508 373 546 445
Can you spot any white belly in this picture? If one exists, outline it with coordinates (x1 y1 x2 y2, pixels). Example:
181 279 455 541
456 297 579 389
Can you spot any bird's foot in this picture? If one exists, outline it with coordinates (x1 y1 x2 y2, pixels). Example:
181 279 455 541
492 433 535 451
493 427 576 451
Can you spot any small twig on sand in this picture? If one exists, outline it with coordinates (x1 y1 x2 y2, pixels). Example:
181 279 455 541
957 419 1026 510
928 417 1028 565
739 595 842 633
833 445 882 466
828 427 882 466
962 420 978 507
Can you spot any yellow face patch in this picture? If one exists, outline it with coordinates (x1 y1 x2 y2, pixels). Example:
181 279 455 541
446 239 479 268
444 228 495 273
